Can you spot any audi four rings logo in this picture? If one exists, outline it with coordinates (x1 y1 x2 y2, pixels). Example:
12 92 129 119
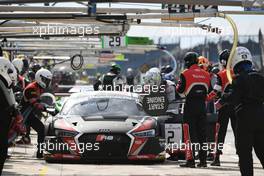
98 129 111 132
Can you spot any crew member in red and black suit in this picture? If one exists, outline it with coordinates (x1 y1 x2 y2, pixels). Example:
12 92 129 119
20 69 52 158
177 52 211 168
207 49 237 166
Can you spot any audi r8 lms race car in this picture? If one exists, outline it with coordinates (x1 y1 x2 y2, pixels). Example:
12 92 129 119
43 91 166 162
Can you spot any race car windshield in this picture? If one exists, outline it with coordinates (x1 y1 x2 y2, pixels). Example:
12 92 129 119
61 98 146 117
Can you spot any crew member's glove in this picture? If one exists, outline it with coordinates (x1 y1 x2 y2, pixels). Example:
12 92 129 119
206 91 217 102
29 98 39 104
34 103 46 111
15 114 26 134
29 98 46 111
9 114 26 135
215 99 224 110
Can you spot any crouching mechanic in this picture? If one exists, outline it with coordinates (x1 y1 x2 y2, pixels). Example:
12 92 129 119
177 52 211 168
0 58 25 175
222 47 264 176
20 68 52 158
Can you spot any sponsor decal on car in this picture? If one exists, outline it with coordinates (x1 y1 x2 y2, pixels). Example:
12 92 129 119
96 135 114 142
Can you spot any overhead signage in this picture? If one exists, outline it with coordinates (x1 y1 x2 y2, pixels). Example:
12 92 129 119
245 7 264 11
98 53 125 63
126 36 154 45
162 4 218 14
101 36 127 49
101 36 154 49
243 0 264 8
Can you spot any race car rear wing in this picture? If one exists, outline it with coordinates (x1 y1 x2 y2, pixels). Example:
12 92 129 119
54 84 95 97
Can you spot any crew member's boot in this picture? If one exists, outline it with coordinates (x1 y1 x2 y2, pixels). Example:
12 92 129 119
211 155 221 166
197 161 207 168
180 160 196 168
36 150 43 159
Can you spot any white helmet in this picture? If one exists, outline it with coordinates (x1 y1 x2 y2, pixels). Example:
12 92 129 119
148 67 161 75
144 67 161 86
40 93 56 106
127 67 133 73
127 68 134 76
232 46 253 70
9 63 18 86
35 68 52 88
12 58 24 74
0 57 17 88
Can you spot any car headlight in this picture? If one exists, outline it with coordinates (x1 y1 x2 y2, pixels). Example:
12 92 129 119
132 129 155 138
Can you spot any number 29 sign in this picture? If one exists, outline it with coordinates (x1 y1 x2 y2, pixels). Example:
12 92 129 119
101 36 128 49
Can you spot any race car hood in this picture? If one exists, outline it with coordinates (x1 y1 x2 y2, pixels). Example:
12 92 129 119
54 115 141 133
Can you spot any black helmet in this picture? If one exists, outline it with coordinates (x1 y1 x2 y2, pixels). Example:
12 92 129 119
161 65 173 74
219 49 230 67
21 59 29 75
211 65 220 74
184 52 198 68
28 70 36 81
32 63 41 73
161 66 167 73
165 65 173 73
111 63 121 74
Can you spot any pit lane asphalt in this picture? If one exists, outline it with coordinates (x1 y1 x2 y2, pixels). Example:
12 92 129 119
3 126 263 176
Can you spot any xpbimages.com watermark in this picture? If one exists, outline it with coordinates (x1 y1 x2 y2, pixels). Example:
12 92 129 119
164 141 224 153
99 83 166 96
36 140 225 154
38 141 100 154
33 24 100 37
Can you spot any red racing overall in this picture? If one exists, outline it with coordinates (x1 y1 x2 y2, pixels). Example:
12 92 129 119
13 75 28 94
208 69 237 160
177 64 211 163
21 81 45 157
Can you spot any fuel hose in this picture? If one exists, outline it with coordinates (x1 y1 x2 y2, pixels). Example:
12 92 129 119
217 13 238 83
